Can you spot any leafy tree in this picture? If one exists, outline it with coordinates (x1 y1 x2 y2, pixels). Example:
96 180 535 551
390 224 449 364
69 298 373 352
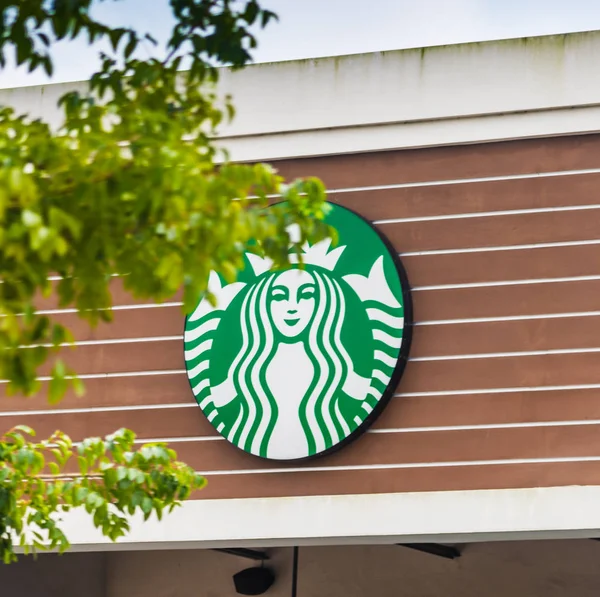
0 0 329 562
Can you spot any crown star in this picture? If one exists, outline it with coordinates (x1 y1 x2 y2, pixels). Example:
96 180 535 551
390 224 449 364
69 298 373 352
290 238 346 271
246 253 274 277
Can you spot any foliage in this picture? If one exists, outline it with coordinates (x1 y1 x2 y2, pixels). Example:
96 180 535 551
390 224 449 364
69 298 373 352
0 0 330 400
0 425 205 563
0 0 330 559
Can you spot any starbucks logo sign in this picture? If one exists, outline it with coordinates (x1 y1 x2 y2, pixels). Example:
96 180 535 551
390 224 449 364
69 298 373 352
184 203 412 460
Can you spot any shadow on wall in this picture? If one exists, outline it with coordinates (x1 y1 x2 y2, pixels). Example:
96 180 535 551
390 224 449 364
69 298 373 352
0 552 106 597
5 540 600 597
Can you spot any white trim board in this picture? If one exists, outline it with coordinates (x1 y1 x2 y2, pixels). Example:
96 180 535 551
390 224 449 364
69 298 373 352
7 32 600 161
54 486 600 552
220 104 600 163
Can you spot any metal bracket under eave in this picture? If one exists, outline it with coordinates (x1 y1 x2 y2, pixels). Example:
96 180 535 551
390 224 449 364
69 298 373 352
398 543 462 560
213 548 270 561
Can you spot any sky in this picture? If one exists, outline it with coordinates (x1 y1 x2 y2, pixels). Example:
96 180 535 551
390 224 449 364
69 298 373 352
3 0 600 88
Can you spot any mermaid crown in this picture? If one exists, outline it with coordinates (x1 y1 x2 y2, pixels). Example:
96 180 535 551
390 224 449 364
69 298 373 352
290 238 346 271
247 232 346 277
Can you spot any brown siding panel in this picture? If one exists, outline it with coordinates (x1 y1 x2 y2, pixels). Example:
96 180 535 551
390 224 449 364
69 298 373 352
5 388 600 440
0 373 190 411
400 353 600 393
39 340 184 376
414 280 600 321
0 406 211 441
195 461 600 500
158 424 600 472
411 316 600 356
386 389 600 428
404 244 600 287
272 135 600 188
6 387 600 440
51 307 184 342
380 211 600 253
31 324 600 379
35 280 183 311
332 173 600 221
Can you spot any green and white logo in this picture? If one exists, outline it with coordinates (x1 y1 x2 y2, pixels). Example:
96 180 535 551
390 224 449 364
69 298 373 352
184 203 411 461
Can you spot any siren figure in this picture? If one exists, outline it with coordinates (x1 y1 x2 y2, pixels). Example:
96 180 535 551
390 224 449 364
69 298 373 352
184 237 404 460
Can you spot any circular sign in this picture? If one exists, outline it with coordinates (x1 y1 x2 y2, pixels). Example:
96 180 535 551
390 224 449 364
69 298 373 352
184 203 412 461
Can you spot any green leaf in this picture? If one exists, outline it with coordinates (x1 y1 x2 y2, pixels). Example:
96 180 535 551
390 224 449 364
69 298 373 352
244 1 259 25
74 486 89 504
42 56 53 77
51 324 67 346
48 375 67 405
71 376 86 397
22 210 42 228
11 425 34 436
141 496 153 517
124 33 137 58
109 29 125 51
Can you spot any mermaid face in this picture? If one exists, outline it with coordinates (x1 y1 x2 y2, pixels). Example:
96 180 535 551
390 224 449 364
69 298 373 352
269 269 316 338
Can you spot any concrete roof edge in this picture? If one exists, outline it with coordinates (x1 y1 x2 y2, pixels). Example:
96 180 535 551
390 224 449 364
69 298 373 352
2 28 600 93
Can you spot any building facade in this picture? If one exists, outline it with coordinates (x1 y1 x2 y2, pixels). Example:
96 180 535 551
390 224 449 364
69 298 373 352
4 30 600 596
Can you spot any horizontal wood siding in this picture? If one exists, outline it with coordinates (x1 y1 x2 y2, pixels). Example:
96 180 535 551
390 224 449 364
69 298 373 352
5 133 600 499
